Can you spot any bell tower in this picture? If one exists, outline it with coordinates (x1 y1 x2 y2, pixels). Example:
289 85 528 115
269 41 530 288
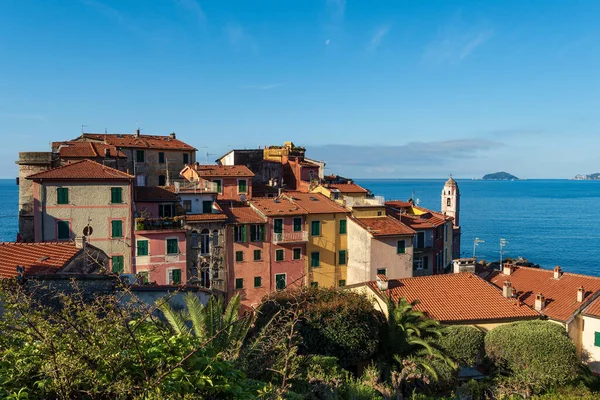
441 176 460 227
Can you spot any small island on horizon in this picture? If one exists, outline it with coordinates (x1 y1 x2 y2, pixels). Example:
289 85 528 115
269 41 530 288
574 173 600 180
482 171 519 180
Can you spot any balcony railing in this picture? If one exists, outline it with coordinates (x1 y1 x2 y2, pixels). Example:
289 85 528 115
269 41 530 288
343 195 385 207
272 231 309 244
173 179 218 193
135 217 184 231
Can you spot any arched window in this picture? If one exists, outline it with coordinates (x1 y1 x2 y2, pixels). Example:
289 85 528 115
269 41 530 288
446 198 451 207
212 230 219 246
191 231 198 248
200 229 210 255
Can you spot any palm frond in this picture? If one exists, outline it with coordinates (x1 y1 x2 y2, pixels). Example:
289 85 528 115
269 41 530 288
184 292 206 339
158 300 190 336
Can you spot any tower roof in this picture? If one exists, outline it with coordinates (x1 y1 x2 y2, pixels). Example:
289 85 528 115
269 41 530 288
444 176 458 187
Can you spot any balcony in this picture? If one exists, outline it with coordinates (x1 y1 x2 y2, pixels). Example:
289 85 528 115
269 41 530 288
272 231 309 244
135 217 184 231
343 195 385 207
173 179 218 193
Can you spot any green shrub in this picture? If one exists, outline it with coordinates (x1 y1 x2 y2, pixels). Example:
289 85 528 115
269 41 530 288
484 320 579 393
435 325 485 366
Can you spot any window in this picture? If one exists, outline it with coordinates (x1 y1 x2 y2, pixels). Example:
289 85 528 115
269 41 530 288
293 248 302 260
293 217 302 232
234 225 247 242
236 251 244 262
57 220 70 240
169 269 182 284
445 224 449 242
159 204 173 217
158 152 165 163
377 268 386 276
311 221 321 236
183 200 192 212
447 198 451 207
311 282 318 288
310 252 320 267
137 240 149 256
158 175 166 186
191 231 198 248
339 219 347 234
111 256 124 274
136 150 144 163
212 230 219 246
138 271 149 284
416 232 425 248
254 249 262 261
250 225 265 242
377 211 382 216
339 280 346 287
275 274 286 290
111 187 123 204
111 220 123 238
166 238 178 254
183 153 189 164
413 259 422 271
57 188 69 205
136 175 146 186
273 219 283 234
235 278 244 289
424 256 429 270
214 179 222 193
397 240 406 254
200 229 210 254
238 179 247 193
276 249 284 261
595 332 600 347
202 200 212 213
254 276 262 288
338 250 347 265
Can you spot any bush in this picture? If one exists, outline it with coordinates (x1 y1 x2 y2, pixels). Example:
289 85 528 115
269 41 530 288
435 325 485 366
484 320 579 393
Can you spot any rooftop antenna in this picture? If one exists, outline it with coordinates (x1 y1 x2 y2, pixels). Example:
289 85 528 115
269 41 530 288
105 128 108 134
81 124 88 134
206 152 215 163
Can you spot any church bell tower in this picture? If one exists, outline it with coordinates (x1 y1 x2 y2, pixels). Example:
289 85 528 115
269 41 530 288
441 176 460 227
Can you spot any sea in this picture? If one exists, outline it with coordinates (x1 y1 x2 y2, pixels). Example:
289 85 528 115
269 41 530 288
1 178 599 276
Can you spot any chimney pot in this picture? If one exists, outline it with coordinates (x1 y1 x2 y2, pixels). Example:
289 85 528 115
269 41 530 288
554 266 563 279
135 128 140 137
502 280 513 298
376 276 388 291
535 293 545 311
170 132 176 139
503 263 514 276
578 286 585 302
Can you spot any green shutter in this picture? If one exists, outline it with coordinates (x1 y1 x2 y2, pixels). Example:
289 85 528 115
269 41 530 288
171 269 181 284
293 218 302 232
595 332 600 347
260 225 265 242
311 221 320 236
241 225 247 242
311 282 318 288
137 240 149 256
215 180 222 193
397 240 406 254
235 278 244 289
338 250 347 265
275 274 286 290
276 249 284 261
338 280 346 287
238 180 247 193
339 219 347 234
136 150 144 162
111 187 123 204
236 251 244 262
293 248 302 260
111 220 123 238
57 220 70 240
254 276 262 287
311 252 320 267
111 256 124 274
159 152 165 163
202 200 212 213
274 219 283 234
57 188 69 205
166 239 178 254
254 249 261 261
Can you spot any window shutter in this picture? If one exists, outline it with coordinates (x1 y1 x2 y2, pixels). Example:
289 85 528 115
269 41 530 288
111 256 124 274
111 220 122 238
137 240 148 256
241 225 247 242
595 332 600 347
171 269 181 284
397 240 406 254
339 250 346 265
260 225 265 241
57 188 69 204
340 219 347 234
57 221 70 239
234 226 239 242
235 278 243 289
167 239 178 254
254 276 262 287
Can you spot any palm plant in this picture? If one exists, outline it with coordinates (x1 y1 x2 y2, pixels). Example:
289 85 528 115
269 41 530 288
158 293 252 360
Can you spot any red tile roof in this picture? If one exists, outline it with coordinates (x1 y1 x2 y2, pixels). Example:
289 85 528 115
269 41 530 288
249 197 307 217
221 204 266 224
196 165 254 177
53 141 127 158
284 192 349 214
26 159 134 181
351 216 416 236
135 186 178 202
369 273 539 323
400 214 437 230
326 183 369 194
488 266 600 322
0 242 81 278
81 133 196 151
386 200 413 208
185 213 228 222
583 297 600 318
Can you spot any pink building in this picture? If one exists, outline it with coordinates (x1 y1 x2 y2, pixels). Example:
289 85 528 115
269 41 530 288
179 164 254 201
134 187 187 285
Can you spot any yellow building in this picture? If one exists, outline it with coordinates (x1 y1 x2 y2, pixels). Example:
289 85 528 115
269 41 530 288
282 192 349 288
311 182 387 218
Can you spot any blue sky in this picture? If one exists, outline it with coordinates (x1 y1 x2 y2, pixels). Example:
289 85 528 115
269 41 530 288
1 0 599 179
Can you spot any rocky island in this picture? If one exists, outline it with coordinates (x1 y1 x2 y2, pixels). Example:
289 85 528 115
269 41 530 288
482 171 519 180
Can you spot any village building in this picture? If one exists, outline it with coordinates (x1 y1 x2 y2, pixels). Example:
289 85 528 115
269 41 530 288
441 176 461 258
51 141 127 170
26 160 135 274
133 187 187 285
346 216 416 284
180 164 254 201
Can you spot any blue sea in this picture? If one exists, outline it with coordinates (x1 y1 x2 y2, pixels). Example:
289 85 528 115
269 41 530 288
1 178 599 276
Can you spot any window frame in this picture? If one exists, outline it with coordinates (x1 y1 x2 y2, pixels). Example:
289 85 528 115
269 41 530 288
293 247 302 260
158 175 166 186
376 268 387 276
111 255 124 274
254 276 262 288
273 218 283 234
213 179 222 194
293 217 302 232
275 249 284 262
166 238 178 255
234 225 247 243
397 240 406 254
238 179 247 194
339 219 347 235
137 240 149 256
57 220 70 240
338 249 347 265
202 200 213 214
275 273 286 290
158 152 165 163
136 150 145 163
250 224 265 242
311 220 321 236
111 220 123 238
57 188 69 205
310 251 320 267
168 268 182 285
183 153 189 164
253 249 262 261
110 187 123 204
235 278 244 289
235 251 244 262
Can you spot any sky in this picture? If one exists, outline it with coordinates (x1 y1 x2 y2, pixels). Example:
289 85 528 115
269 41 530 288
1 0 600 179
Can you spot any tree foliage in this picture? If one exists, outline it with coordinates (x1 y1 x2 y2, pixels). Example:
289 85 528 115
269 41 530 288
434 325 485 367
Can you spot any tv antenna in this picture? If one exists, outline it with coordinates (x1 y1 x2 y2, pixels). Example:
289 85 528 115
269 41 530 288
206 152 215 163
81 124 88 133
473 237 485 258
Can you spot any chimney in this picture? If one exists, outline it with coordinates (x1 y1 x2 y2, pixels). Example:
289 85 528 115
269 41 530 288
135 128 140 137
535 293 545 311
502 281 513 298
376 275 388 291
170 132 176 139
278 188 283 196
554 266 563 279
578 286 585 303
75 236 86 249
503 263 514 276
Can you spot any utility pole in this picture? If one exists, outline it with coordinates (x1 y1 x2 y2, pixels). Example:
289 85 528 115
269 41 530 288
500 238 509 270
473 237 485 259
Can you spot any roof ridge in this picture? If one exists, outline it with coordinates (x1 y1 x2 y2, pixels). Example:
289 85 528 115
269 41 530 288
513 265 600 280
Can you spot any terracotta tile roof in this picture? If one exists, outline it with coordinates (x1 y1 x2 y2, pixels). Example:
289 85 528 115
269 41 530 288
368 273 539 323
81 133 196 151
583 297 600 318
221 204 266 224
0 242 81 278
196 165 254 177
53 141 126 158
185 213 228 222
135 186 178 202
326 183 369 194
399 214 437 230
488 266 600 322
26 159 134 181
249 197 307 217
386 200 413 208
284 192 349 214
351 216 416 237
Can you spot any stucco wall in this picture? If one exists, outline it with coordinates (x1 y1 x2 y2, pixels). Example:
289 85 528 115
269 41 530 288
134 230 187 285
347 218 371 285
179 192 216 214
371 235 414 281
582 315 600 373
126 149 195 187
306 213 348 288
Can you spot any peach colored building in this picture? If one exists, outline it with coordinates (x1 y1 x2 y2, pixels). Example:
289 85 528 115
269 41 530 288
180 164 254 201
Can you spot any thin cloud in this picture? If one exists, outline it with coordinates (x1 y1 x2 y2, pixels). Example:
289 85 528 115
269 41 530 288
173 0 206 24
327 0 346 22
368 25 390 51
80 0 149 39
241 84 282 90
224 22 258 51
